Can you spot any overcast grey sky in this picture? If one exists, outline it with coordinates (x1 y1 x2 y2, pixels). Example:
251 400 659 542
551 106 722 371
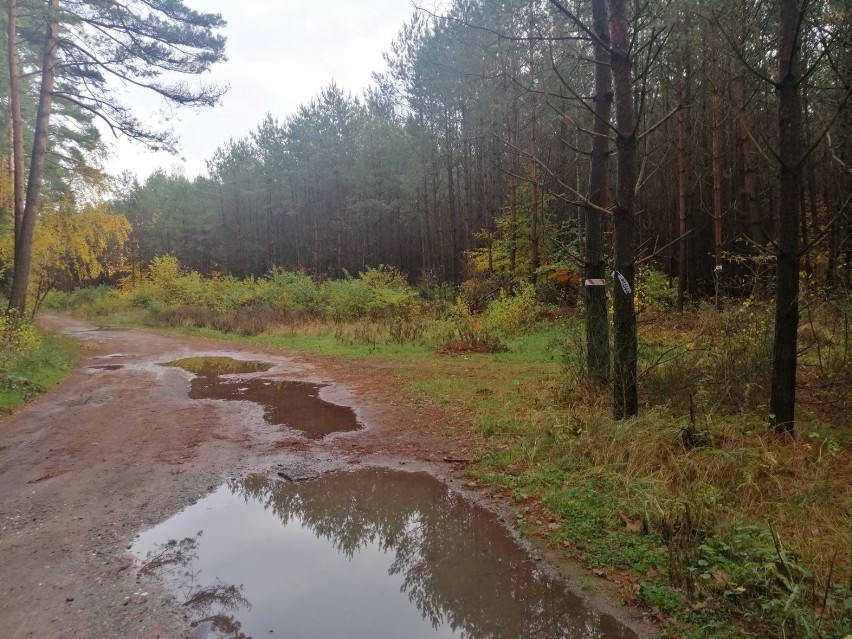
106 0 416 180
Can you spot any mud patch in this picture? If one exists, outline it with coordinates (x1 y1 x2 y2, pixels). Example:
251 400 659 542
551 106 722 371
88 364 123 371
160 356 273 376
132 469 637 639
162 357 360 439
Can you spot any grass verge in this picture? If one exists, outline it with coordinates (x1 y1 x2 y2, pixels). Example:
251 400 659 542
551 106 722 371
0 330 80 413
41 304 851 639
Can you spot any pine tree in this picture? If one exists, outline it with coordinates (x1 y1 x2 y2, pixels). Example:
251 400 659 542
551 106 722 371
7 0 226 314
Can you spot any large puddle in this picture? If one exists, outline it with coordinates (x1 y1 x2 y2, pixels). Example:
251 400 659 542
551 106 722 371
132 469 638 639
161 357 361 439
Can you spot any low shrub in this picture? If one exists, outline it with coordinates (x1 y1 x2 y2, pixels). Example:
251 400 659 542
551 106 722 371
44 285 127 318
437 299 506 353
264 267 325 316
154 302 288 336
457 270 516 313
483 281 540 336
636 267 678 313
326 266 421 322
0 316 40 376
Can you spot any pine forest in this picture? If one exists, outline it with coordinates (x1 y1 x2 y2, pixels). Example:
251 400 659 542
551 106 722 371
0 1 850 638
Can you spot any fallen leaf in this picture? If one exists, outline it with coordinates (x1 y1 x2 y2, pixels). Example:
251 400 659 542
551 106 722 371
812 605 832 618
691 601 708 612
712 569 731 585
617 511 643 533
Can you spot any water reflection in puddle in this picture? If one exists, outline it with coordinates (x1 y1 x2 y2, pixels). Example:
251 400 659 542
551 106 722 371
161 357 274 377
133 469 637 639
160 357 360 439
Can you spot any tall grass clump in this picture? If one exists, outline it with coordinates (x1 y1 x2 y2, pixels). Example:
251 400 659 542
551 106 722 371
471 366 850 638
325 266 421 322
0 313 78 412
263 267 325 317
637 301 774 414
482 281 539 336
0 315 40 378
45 285 129 319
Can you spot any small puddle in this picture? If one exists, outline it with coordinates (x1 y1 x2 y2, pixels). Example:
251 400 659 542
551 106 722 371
132 469 638 639
161 357 360 439
161 357 274 377
88 364 123 371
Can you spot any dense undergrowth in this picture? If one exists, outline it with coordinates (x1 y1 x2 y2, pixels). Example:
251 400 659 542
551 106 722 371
43 258 851 639
0 316 79 413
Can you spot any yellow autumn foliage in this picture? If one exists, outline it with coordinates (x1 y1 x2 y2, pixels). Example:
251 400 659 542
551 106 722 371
0 193 132 310
0 314 40 375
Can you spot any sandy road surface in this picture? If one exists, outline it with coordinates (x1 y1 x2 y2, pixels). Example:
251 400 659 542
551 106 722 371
0 316 478 638
0 316 654 639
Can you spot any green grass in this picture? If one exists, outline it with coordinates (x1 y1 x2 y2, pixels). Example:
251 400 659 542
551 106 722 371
41 296 852 638
0 331 80 413
152 325 435 359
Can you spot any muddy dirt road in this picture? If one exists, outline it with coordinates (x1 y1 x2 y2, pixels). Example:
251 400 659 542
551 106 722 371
0 317 652 638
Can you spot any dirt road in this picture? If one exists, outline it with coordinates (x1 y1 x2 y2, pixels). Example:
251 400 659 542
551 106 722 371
0 316 653 639
0 316 483 638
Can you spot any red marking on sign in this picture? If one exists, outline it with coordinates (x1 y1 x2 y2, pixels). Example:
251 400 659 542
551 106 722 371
584 279 606 286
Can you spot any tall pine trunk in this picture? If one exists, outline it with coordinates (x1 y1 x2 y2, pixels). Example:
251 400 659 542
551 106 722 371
735 72 762 297
6 0 24 245
529 104 539 279
508 99 519 272
769 0 805 435
609 0 638 419
676 53 691 313
9 0 60 316
711 53 724 309
585 0 612 383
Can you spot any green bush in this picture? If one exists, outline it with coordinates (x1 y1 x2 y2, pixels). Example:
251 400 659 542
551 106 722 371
681 526 849 639
196 274 264 311
483 282 539 336
325 277 374 321
129 255 205 311
436 298 505 353
154 302 287 336
264 267 325 316
44 286 133 319
0 316 40 376
326 266 420 322
458 271 516 313
694 301 773 411
637 267 678 312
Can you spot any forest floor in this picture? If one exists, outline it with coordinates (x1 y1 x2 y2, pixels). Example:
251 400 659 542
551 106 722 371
0 315 655 639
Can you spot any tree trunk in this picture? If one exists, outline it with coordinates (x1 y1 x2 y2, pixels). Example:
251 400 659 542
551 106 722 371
7 0 24 245
445 111 458 279
462 107 473 253
9 0 60 316
526 10 540 281
508 100 519 272
735 72 762 297
529 102 539 280
769 0 805 436
711 53 724 309
676 58 690 313
608 0 638 419
803 90 821 287
585 0 612 383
